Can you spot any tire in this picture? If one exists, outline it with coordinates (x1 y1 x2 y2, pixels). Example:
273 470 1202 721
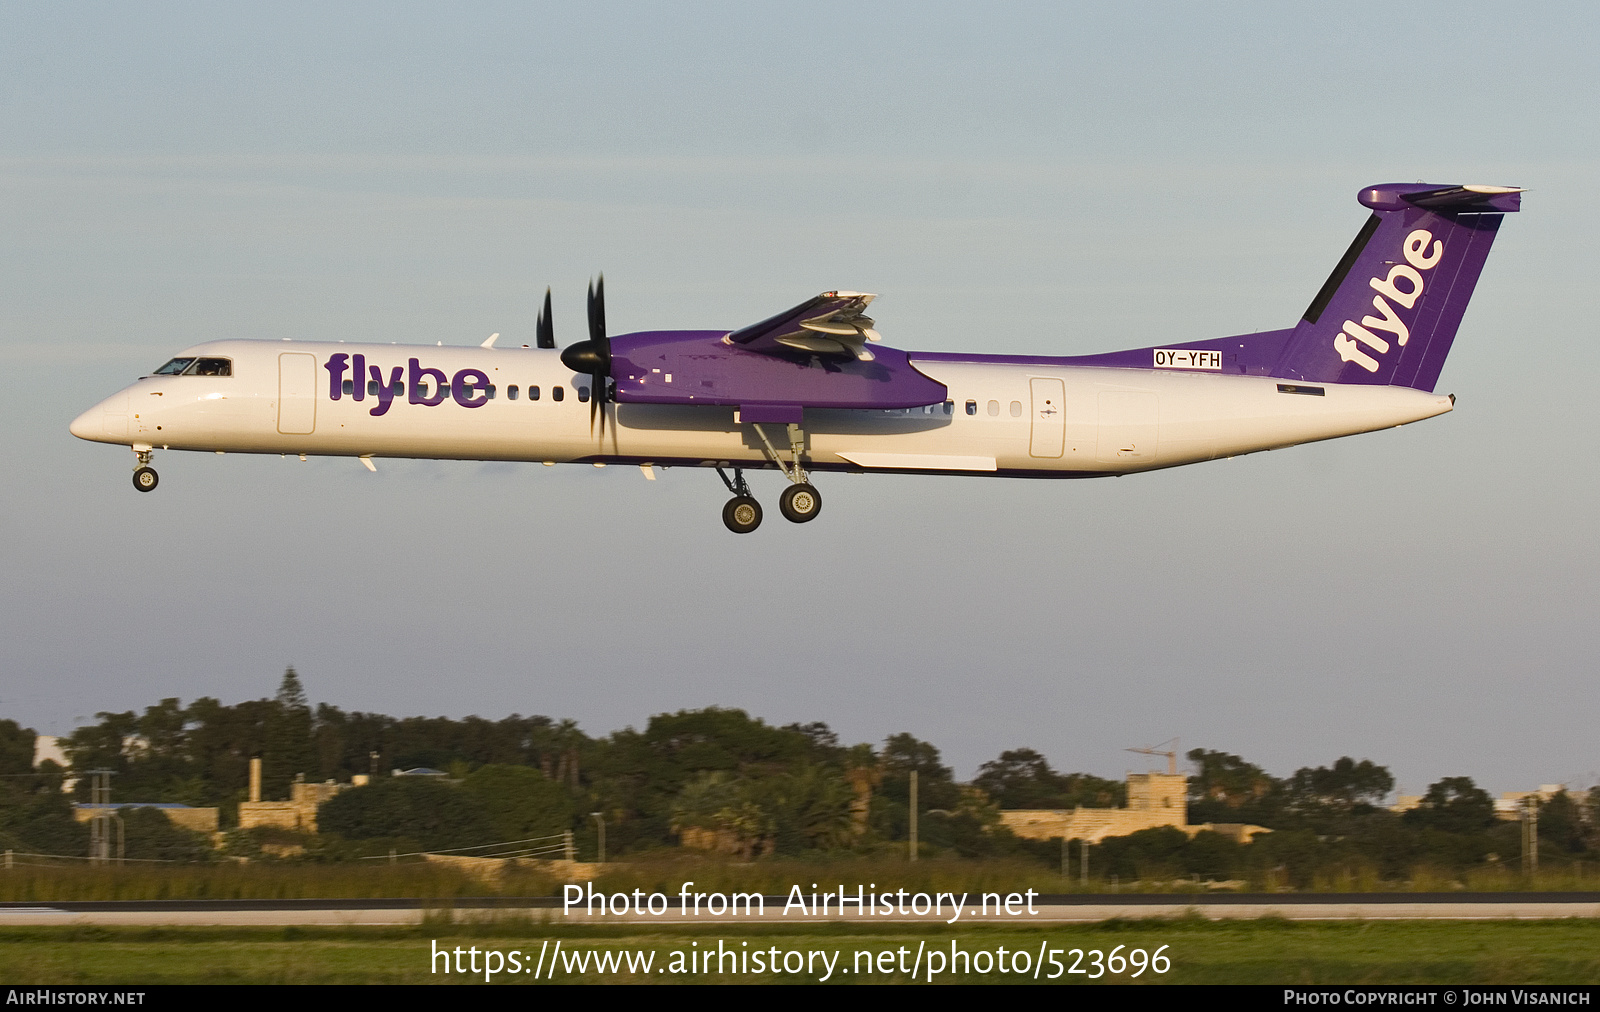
778 483 821 523
132 467 159 493
722 495 762 534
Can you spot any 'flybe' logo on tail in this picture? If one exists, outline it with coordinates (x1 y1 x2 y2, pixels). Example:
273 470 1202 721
1331 229 1444 373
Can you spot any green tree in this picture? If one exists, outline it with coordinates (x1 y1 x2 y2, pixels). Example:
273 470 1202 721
317 777 493 850
0 729 86 858
1286 757 1394 816
263 668 315 798
759 765 854 853
1536 791 1589 857
459 765 573 844
1403 777 1496 835
973 748 1125 809
1187 748 1281 824
121 807 212 862
0 719 35 775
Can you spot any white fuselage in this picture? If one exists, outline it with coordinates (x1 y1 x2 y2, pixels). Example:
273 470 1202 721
71 339 1454 477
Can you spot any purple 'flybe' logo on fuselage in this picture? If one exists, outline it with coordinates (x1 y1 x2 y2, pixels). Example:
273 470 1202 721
322 354 490 416
1331 229 1444 373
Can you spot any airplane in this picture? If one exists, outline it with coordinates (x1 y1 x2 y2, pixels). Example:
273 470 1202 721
70 182 1520 533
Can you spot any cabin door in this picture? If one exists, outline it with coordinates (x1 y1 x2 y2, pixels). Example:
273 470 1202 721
277 353 317 435
1029 377 1065 458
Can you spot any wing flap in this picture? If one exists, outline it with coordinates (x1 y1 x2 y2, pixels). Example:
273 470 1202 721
728 291 881 360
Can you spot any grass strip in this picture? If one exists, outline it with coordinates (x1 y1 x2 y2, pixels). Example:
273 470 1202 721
2 918 1599 984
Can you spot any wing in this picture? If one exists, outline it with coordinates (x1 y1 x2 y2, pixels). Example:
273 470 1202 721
725 291 882 361
608 291 947 413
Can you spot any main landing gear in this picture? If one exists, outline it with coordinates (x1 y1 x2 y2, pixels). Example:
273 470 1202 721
716 467 762 533
131 448 158 493
714 422 824 533
779 482 821 523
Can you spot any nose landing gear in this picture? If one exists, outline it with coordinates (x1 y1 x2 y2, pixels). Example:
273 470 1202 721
131 447 158 493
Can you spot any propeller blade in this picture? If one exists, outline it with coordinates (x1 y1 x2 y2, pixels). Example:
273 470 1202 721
589 274 607 346
536 287 554 349
586 275 610 439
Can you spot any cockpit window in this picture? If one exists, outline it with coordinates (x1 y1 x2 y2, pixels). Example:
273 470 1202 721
150 357 232 377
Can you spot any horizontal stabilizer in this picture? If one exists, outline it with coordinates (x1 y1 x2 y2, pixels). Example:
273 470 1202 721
1360 183 1523 213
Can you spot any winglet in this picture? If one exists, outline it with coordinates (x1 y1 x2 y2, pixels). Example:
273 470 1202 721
481 333 500 348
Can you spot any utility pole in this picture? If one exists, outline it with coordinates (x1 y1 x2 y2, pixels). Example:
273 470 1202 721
1080 838 1089 885
592 812 605 864
1522 796 1540 876
908 770 918 862
86 770 114 866
563 829 575 863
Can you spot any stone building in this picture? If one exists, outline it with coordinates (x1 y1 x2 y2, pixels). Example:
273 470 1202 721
235 758 353 833
1000 770 1268 845
72 803 219 834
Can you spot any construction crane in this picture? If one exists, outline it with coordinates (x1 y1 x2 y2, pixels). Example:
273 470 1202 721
1125 739 1180 775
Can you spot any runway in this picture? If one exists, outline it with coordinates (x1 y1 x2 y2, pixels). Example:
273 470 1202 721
4 893 1599 927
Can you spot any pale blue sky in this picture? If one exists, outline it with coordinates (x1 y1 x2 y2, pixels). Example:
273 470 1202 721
2 2 1596 793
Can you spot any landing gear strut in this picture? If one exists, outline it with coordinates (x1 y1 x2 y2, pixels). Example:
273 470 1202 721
716 467 761 534
753 422 823 525
131 448 158 493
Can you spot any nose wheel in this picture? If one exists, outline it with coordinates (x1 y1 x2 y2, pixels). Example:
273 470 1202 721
130 448 158 492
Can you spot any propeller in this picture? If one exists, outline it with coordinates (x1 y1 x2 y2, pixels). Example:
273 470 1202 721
535 287 554 349
559 274 611 439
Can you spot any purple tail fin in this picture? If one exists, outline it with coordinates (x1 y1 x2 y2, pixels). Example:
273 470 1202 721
1273 184 1521 391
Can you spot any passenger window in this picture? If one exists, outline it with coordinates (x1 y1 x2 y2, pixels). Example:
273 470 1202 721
368 380 379 396
529 385 540 401
342 379 354 395
943 400 953 415
192 358 231 376
1010 400 1022 417
152 358 195 376
577 386 589 402
486 385 496 399
552 386 564 402
508 385 519 401
965 399 977 416
987 400 999 417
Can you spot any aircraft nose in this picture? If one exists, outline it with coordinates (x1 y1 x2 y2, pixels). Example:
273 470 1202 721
70 389 130 443
69 406 99 440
